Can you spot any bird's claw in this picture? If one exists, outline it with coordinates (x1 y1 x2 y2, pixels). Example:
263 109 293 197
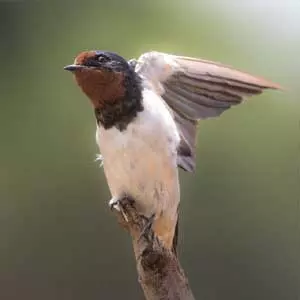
109 197 121 210
138 213 155 243
109 197 155 242
109 196 133 222
95 154 104 167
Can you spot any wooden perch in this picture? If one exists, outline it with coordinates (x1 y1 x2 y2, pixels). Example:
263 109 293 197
114 197 195 300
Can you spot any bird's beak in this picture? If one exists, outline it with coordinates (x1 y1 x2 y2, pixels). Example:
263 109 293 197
64 64 85 72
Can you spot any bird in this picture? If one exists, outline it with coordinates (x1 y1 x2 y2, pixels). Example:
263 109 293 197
64 50 280 252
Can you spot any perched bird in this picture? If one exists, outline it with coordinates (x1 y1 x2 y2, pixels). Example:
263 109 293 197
64 51 280 252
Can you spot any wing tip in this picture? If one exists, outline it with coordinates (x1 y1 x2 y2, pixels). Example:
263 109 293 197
255 77 283 91
171 54 283 91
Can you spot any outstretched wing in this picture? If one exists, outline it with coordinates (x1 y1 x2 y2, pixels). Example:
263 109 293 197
133 51 281 172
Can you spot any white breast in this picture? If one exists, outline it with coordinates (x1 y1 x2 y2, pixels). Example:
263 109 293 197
96 89 180 219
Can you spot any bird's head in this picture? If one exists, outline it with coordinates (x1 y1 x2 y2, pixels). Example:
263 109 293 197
64 50 136 109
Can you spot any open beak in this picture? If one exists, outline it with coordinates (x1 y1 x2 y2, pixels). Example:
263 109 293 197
64 64 85 72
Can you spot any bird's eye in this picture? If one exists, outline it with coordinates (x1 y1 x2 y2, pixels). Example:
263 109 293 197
97 55 109 63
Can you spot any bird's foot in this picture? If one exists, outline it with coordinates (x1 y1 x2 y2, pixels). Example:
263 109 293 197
139 213 155 243
95 154 104 167
109 196 120 211
109 196 134 222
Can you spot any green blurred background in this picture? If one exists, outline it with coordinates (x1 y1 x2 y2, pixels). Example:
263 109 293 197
0 1 299 299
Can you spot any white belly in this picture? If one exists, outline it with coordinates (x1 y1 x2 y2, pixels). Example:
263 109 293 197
96 89 180 219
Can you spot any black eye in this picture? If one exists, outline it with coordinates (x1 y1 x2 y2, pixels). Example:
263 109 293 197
97 55 109 63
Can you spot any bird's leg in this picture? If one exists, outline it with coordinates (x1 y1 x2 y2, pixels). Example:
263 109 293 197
109 196 156 243
109 196 125 220
109 195 135 222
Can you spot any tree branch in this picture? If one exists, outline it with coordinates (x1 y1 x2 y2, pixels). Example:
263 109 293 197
114 197 195 300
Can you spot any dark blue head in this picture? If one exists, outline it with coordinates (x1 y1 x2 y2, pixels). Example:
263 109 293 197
64 50 143 130
64 50 131 72
64 50 143 131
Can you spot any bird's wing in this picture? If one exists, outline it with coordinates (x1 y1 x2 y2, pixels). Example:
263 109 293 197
134 51 281 172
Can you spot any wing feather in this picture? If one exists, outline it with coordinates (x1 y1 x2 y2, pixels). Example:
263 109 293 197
134 52 281 171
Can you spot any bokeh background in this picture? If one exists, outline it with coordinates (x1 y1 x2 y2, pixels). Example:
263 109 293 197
1 0 299 299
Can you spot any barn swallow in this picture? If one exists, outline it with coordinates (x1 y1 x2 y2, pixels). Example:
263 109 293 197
64 51 280 252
